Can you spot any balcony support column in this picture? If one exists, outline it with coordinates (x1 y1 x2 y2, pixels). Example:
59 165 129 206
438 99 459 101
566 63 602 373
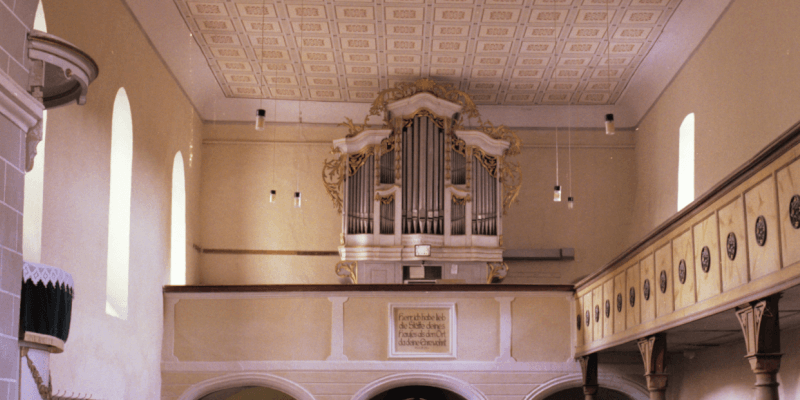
736 294 782 400
578 353 598 400
638 332 668 400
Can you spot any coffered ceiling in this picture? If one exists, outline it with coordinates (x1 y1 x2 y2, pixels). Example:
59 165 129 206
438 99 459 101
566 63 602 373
123 0 732 127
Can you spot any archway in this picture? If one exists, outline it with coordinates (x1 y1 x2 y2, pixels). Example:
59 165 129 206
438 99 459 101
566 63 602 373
177 372 315 400
351 373 487 400
526 373 648 400
198 386 295 400
369 385 466 400
542 387 633 400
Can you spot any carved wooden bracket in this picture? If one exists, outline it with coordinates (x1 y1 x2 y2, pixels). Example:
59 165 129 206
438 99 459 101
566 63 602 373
736 294 781 356
736 294 782 399
638 332 668 396
579 353 598 398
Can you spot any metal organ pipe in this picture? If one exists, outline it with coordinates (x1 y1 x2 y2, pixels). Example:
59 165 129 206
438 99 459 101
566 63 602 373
402 115 444 234
346 154 374 234
471 154 497 236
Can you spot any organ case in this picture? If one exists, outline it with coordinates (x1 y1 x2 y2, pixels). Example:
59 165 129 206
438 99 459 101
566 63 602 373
323 79 521 284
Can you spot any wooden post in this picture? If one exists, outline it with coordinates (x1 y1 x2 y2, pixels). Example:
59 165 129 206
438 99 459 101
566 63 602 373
638 332 668 400
579 353 598 400
736 294 781 400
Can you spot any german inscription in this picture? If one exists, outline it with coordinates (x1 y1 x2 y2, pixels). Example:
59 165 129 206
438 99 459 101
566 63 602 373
390 304 456 357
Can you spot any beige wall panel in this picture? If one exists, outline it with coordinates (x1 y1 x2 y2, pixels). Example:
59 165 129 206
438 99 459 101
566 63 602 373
511 296 571 362
672 230 696 310
625 263 641 329
583 292 593 343
592 286 604 340
655 243 674 317
613 272 626 334
174 298 332 361
39 0 205 397
344 297 499 361
718 197 749 291
602 279 615 337
639 254 656 323
693 213 721 301
777 156 800 267
628 0 800 244
499 131 636 285
745 176 781 280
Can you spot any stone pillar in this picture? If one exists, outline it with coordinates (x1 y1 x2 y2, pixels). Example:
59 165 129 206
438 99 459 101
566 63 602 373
578 353 598 400
736 294 781 400
638 333 668 400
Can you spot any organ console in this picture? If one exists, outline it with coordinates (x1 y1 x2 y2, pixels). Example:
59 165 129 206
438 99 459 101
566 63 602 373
323 79 521 284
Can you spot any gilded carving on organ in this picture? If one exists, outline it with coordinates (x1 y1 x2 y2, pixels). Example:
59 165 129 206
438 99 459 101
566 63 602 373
323 78 522 284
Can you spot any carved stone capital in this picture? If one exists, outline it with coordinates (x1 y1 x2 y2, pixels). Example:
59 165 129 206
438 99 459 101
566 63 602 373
26 118 44 172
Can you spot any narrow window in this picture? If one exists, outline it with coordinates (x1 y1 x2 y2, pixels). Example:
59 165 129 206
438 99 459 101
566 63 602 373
677 113 695 211
23 1 48 262
170 152 186 285
33 0 47 31
106 88 132 320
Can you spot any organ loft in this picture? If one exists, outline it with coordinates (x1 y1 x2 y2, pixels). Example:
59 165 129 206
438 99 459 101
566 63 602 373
323 78 522 284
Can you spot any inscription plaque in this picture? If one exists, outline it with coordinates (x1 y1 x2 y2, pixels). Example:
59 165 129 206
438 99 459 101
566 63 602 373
389 303 456 358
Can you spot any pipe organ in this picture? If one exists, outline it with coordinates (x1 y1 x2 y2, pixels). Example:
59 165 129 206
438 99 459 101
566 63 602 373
324 79 521 284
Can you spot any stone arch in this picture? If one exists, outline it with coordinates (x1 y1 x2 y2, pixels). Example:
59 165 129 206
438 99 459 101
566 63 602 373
177 372 316 400
351 373 488 400
525 373 649 400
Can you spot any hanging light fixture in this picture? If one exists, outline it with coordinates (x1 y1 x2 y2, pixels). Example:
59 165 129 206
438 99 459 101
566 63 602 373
552 1 561 203
605 113 615 136
254 0 267 130
604 0 615 135
255 109 266 130
269 189 276 203
294 191 302 208
568 100 574 209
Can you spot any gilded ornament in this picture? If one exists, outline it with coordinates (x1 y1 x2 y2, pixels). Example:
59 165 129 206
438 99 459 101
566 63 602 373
486 262 508 283
335 261 358 284
452 193 471 205
322 149 347 213
375 194 395 204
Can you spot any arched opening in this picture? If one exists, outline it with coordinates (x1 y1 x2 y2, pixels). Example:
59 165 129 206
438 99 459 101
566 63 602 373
677 112 695 211
369 385 466 400
171 151 186 285
106 87 133 320
23 0 48 263
543 387 633 400
198 386 295 400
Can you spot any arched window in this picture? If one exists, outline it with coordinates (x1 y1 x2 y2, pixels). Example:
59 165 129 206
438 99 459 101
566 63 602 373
106 88 132 320
171 151 186 285
23 1 48 263
33 0 46 31
677 113 695 211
